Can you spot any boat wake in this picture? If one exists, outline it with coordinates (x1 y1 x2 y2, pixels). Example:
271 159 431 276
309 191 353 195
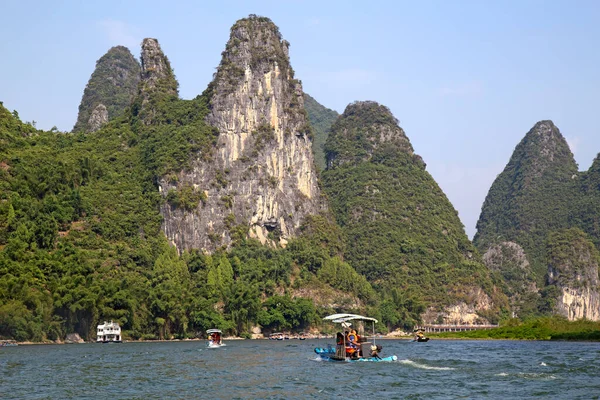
399 359 455 370
495 372 557 380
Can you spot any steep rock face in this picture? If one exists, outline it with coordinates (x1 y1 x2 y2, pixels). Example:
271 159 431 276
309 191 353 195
322 101 503 319
483 241 538 317
475 120 578 281
303 93 338 171
73 46 140 132
546 228 600 320
159 16 322 252
137 38 179 124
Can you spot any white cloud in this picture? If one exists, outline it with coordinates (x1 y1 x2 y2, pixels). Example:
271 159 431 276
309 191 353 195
438 80 484 98
565 135 581 155
97 19 140 50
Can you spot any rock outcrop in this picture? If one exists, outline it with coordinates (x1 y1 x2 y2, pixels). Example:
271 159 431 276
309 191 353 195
546 228 600 320
73 46 140 133
159 16 322 252
87 104 109 132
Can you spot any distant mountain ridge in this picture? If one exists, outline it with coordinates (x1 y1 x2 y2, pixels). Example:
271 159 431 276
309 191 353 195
303 93 338 171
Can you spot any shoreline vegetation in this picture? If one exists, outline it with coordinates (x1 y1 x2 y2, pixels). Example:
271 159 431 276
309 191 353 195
430 317 600 341
9 317 600 344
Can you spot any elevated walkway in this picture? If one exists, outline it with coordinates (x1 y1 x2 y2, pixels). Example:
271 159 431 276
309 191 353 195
415 324 498 333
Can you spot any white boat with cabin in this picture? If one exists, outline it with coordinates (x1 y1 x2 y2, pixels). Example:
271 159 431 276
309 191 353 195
97 321 122 343
207 329 225 348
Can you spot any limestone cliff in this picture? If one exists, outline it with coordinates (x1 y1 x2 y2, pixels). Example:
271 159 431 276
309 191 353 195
159 16 322 252
546 228 600 320
73 46 140 133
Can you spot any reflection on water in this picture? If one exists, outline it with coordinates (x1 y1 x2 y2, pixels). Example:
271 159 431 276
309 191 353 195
1 339 599 399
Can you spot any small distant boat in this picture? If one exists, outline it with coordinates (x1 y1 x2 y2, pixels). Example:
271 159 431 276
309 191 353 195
0 340 18 347
412 328 430 342
269 332 284 340
96 321 122 343
207 329 225 348
315 313 398 362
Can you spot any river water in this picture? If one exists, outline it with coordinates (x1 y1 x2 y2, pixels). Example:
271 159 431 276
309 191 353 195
1 339 599 399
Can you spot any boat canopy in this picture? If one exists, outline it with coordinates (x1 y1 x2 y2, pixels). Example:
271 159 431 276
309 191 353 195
206 329 222 334
323 313 378 324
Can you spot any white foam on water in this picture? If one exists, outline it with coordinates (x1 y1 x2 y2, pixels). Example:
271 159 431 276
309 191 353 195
496 372 509 376
540 362 547 366
518 372 557 381
399 359 455 370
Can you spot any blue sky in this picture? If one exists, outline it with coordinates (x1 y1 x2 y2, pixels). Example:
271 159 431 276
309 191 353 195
2 0 599 238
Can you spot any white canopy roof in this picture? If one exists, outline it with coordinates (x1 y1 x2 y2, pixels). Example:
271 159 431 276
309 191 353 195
206 329 222 334
323 313 378 323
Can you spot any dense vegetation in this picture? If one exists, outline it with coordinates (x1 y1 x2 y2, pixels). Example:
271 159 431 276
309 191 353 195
303 94 338 171
434 317 600 340
474 121 579 283
321 101 505 319
0 88 409 342
72 46 141 133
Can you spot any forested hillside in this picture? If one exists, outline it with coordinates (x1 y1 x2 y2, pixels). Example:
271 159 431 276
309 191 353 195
72 46 141 133
321 101 506 325
0 18 389 342
475 121 600 320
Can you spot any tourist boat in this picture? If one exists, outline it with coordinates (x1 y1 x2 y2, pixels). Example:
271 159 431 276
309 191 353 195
314 313 398 362
412 328 430 342
269 332 285 340
207 329 225 348
96 321 122 343
0 340 18 347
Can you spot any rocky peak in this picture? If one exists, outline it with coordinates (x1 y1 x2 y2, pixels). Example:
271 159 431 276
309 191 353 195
475 120 578 258
324 101 420 169
140 38 178 95
512 120 577 184
159 16 322 252
73 45 140 133
137 38 179 124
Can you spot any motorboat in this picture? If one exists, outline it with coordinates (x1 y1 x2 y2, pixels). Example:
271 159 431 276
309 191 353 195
207 329 225 348
96 321 122 343
314 313 398 362
412 328 430 342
